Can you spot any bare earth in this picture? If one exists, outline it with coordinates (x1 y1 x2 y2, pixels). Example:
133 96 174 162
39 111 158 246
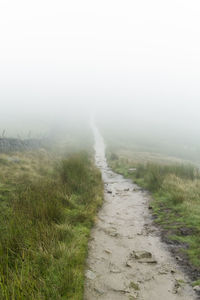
84 124 197 300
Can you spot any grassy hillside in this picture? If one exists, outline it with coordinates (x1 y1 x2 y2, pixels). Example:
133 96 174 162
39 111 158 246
108 150 200 285
98 120 200 164
0 150 103 299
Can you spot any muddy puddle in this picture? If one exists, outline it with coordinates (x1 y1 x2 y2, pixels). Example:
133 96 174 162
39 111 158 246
84 124 197 300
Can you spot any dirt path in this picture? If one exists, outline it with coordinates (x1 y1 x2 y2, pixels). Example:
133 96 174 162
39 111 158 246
84 124 197 300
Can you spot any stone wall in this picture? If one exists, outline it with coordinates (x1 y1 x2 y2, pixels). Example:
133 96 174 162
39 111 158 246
0 138 45 153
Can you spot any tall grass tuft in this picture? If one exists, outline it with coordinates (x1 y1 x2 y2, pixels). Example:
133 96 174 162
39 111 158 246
0 151 103 299
135 162 200 192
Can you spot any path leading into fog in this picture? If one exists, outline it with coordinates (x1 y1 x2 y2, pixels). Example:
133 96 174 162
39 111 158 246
84 124 197 300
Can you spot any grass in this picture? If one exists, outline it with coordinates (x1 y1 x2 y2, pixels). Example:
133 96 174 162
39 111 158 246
0 151 103 299
108 150 200 282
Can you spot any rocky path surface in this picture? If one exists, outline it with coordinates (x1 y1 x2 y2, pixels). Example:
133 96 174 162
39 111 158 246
84 124 197 300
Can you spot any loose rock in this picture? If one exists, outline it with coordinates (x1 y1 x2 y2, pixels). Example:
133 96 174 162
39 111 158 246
104 249 112 254
130 250 157 264
193 285 200 292
85 270 96 280
131 250 152 259
94 286 105 295
109 263 122 274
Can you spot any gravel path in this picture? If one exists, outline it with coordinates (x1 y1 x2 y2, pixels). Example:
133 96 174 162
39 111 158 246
84 124 197 300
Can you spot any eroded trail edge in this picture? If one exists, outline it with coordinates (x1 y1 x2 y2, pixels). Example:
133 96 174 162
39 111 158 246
84 124 197 300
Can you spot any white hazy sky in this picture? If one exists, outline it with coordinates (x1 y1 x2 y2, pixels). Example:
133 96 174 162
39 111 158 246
0 0 200 129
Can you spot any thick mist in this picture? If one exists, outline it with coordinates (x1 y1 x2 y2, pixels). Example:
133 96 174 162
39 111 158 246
0 0 200 155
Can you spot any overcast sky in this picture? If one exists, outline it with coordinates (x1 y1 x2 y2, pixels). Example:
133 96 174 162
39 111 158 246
0 0 200 134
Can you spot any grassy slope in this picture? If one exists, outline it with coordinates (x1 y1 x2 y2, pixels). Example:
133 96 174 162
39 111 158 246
108 150 200 285
0 150 103 299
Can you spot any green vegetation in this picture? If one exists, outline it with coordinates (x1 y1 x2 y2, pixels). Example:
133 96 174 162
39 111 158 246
192 279 200 287
129 281 140 291
108 151 200 277
0 151 103 299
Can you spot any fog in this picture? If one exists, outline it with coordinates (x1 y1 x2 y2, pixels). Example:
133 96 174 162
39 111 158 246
0 0 200 153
